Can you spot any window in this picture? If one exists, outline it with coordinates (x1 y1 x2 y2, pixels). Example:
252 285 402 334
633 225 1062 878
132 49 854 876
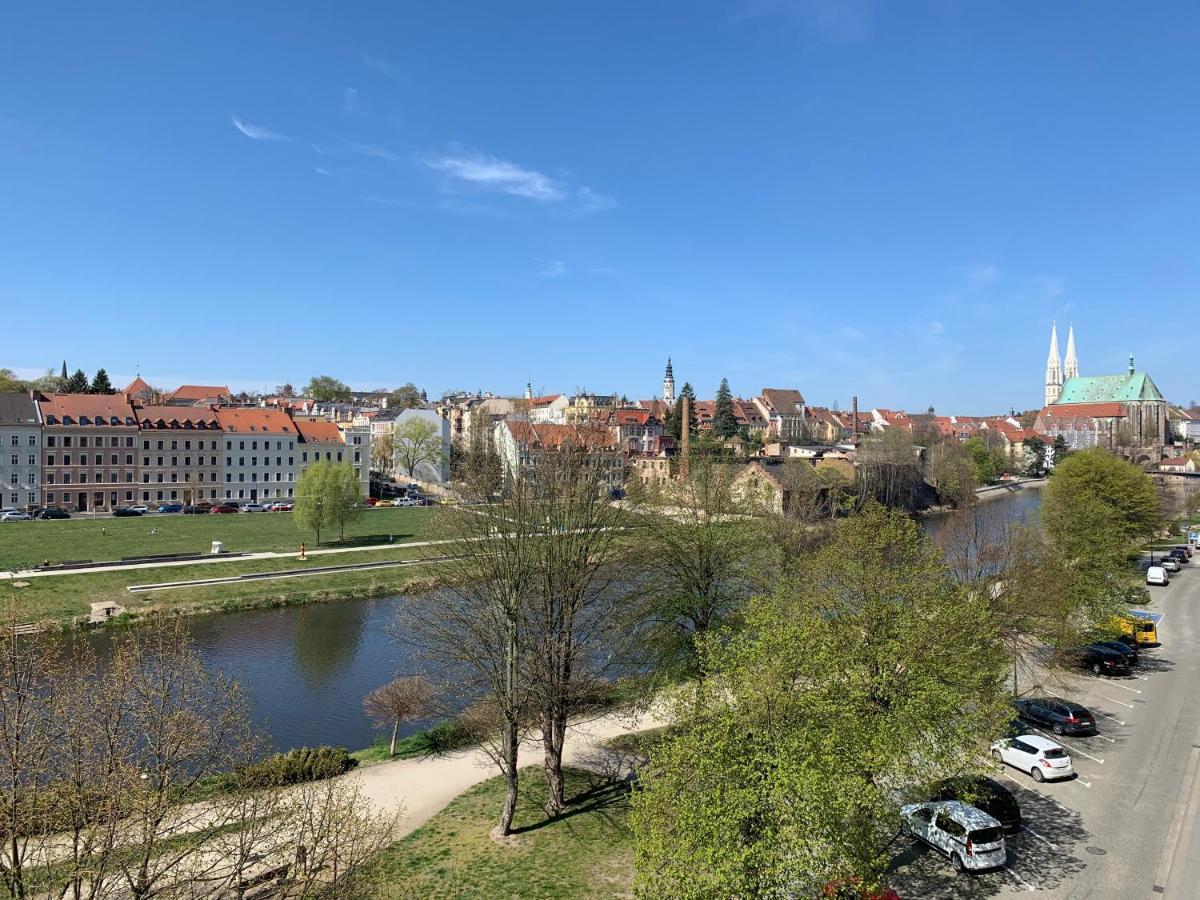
80 453 88 466
170 441 177 450
302 451 308 462
79 436 87 447
47 455 55 467
110 454 117 465
937 815 966 839
143 491 150 501
125 472 133 482
125 437 134 447
126 454 132 465
156 440 163 451
157 491 163 501
46 473 54 484
156 457 163 467
156 474 163 483
171 457 177 466
125 491 133 501
142 440 150 450
63 436 71 447
8 436 14 446
143 474 150 483
79 473 87 484
63 473 71 484
27 473 34 484
9 454 16 466
911 807 934 824
47 492 55 502
47 436 56 447
63 454 72 466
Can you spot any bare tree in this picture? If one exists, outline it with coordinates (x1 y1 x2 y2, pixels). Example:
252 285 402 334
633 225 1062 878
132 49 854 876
363 676 435 757
394 418 447 482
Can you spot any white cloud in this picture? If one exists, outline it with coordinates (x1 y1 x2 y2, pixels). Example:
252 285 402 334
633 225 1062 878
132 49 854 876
349 141 400 162
576 186 617 212
426 151 566 201
344 88 360 113
536 260 568 278
230 115 288 141
315 167 329 176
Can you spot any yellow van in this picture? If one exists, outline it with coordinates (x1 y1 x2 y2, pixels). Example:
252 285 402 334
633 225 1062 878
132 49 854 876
1114 615 1158 646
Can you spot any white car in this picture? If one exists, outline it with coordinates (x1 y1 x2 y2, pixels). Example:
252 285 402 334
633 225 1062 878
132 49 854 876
1160 558 1181 573
1146 565 1169 586
991 734 1074 782
0 511 31 522
241 503 267 513
900 800 1007 873
393 498 419 507
129 505 149 514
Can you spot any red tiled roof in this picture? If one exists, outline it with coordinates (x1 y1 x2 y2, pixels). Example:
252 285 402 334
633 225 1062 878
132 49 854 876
1040 402 1126 419
759 389 805 415
1160 457 1187 467
134 405 219 429
214 408 295 433
294 419 345 443
608 409 656 426
527 394 564 407
506 420 616 450
38 393 138 425
124 377 153 396
166 384 231 402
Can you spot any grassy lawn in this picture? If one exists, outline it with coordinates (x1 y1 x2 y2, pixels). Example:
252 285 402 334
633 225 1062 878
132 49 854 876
5 544 445 624
356 767 634 900
0 507 433 569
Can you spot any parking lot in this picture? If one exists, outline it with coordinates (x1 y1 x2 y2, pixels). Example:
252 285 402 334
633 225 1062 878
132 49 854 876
891 550 1200 897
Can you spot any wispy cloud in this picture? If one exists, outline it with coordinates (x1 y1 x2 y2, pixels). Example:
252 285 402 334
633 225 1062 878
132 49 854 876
348 141 400 162
343 88 360 113
966 263 1000 285
315 167 329 176
230 115 288 141
928 320 945 335
1028 274 1066 302
423 149 615 213
576 186 618 212
363 53 399 77
536 260 568 278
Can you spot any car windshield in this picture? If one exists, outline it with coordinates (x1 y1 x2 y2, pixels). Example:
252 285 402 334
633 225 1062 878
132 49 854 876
1043 748 1067 759
969 826 1002 844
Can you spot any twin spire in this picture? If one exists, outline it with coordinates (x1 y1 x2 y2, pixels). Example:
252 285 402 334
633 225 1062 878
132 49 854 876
1045 322 1078 405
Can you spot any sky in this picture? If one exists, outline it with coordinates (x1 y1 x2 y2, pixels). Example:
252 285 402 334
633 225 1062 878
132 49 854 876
3 1 1199 412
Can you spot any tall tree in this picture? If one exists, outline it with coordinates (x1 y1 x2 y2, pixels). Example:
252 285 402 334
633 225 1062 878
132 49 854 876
854 427 923 511
303 375 352 402
0 369 24 393
712 378 738 438
63 369 90 394
631 505 1010 897
325 460 365 541
394 418 447 482
371 429 395 475
294 460 332 545
88 368 114 394
387 383 423 409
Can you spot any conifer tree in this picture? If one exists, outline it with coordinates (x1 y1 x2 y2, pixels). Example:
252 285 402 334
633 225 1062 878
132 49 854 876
63 368 89 393
712 378 738 438
89 368 114 394
666 383 698 440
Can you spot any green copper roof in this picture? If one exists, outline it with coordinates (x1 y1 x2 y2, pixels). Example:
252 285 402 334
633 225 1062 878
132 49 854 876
1055 371 1164 404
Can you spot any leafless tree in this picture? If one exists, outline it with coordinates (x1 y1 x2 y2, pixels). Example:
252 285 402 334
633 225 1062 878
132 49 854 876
854 428 924 512
363 676 435 757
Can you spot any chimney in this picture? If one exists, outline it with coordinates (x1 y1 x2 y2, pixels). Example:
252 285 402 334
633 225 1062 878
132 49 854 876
851 395 859 439
680 394 691 478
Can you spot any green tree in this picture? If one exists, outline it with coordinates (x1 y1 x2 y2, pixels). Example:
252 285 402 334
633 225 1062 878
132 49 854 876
326 461 365 541
303 375 352 402
89 368 114 394
387 383 423 409
63 369 90 394
1051 434 1069 466
854 428 923 511
712 378 738 439
0 369 25 393
924 438 977 507
294 461 333 544
963 435 1006 484
631 505 1010 897
665 382 697 440
394 417 447 481
1022 435 1047 476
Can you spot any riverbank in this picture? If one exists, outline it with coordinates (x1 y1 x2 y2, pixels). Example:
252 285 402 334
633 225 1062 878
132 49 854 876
922 476 1046 518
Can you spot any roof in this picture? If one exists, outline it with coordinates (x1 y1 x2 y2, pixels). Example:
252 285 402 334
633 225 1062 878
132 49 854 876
1055 371 1164 404
527 394 564 407
1039 402 1126 419
38 393 137 426
1015 734 1063 751
134 405 220 429
504 420 616 451
923 801 1001 830
759 389 806 415
123 376 153 396
213 408 295 434
166 384 231 403
608 409 657 427
0 392 39 426
294 419 345 444
1160 457 1188 467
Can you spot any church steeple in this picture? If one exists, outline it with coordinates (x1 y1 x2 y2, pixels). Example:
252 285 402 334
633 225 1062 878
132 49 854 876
1063 324 1078 380
662 357 676 406
1045 323 1063 406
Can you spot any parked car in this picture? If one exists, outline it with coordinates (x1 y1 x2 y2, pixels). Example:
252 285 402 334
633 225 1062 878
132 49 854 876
991 735 1074 782
363 497 378 506
1114 614 1159 645
1016 696 1097 736
241 503 267 513
1168 548 1189 564
210 503 239 514
1094 639 1138 666
1146 565 1169 586
375 500 394 507
1160 557 1181 573
1175 544 1194 559
268 501 293 511
35 507 70 519
183 502 213 514
129 505 149 514
900 800 1007 872
0 511 31 522
1080 643 1132 676
157 503 183 514
927 777 1021 834
112 507 143 517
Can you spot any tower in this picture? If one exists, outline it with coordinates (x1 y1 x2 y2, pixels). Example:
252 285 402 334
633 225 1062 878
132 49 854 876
662 358 676 406
1063 324 1078 380
524 381 532 401
1045 323 1063 406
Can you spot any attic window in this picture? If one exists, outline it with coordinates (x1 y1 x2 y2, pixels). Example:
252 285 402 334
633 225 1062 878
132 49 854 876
79 416 90 425
45 415 57 425
111 416 120 426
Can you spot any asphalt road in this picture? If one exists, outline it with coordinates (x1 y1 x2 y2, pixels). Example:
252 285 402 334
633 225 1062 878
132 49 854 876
891 556 1200 898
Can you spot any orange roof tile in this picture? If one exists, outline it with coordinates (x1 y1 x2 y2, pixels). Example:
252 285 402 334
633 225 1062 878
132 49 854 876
135 405 220 429
214 408 295 433
38 393 137 425
294 419 345 443
166 384 231 402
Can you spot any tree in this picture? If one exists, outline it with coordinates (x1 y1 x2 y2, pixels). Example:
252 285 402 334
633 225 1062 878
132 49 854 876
63 369 90 394
363 676 434 757
394 417 447 482
963 435 1006 484
303 375 352 402
712 378 738 439
371 429 395 474
665 382 697 440
630 505 1010 897
0 369 24 393
387 383 423 410
854 428 923 511
275 383 295 398
924 438 977 507
1051 434 1069 466
326 461 364 541
88 369 114 394
294 461 333 545
1023 435 1047 476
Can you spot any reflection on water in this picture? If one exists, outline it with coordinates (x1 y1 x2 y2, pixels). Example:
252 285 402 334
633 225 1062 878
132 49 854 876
73 487 1045 753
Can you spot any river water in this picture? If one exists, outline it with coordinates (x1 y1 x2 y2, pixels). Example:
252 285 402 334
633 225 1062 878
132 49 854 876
76 485 1047 754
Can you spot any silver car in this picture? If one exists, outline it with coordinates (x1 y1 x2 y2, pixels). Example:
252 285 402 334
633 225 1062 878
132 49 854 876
900 800 1007 873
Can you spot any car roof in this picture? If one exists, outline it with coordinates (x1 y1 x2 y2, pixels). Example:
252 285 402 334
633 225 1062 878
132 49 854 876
927 800 1002 828
1016 734 1062 751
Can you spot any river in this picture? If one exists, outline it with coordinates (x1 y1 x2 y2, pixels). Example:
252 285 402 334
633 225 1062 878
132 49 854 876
75 485 1047 754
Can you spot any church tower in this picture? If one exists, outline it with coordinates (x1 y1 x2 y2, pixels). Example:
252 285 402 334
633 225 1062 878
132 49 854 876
1045 323 1063 406
1063 324 1078 380
662 358 676 406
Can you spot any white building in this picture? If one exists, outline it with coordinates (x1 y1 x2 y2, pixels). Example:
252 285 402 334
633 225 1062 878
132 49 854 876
294 418 371 499
393 408 451 483
214 408 296 503
0 393 42 510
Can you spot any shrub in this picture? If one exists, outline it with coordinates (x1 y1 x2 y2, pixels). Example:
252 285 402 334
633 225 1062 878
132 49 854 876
228 745 357 789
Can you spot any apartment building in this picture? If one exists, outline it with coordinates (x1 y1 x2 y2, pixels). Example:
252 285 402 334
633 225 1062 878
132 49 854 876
134 406 223 505
37 393 139 512
214 408 296 503
0 393 42 510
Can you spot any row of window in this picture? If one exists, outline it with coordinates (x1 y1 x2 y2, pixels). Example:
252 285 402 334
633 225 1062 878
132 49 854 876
9 492 37 504
142 439 220 451
45 435 136 448
0 474 37 486
45 472 134 485
143 456 219 467
226 440 295 451
226 472 292 483
227 456 293 467
46 454 134 466
142 472 219 483
9 455 36 466
45 491 133 504
6 435 37 446
225 488 295 499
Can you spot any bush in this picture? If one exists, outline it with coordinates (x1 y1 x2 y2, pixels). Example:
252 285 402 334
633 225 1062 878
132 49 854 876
228 745 357 789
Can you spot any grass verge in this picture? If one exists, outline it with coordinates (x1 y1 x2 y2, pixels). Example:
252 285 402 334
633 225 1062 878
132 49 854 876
354 767 634 899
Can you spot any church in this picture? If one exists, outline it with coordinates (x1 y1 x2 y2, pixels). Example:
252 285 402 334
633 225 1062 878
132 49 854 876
1034 324 1168 453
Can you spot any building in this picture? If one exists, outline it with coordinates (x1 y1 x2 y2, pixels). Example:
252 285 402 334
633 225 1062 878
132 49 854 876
1159 456 1197 474
0 393 42 511
214 408 297 503
604 408 663 451
563 393 621 425
123 377 156 404
134 405 223 505
339 422 372 497
37 393 139 512
393 408 451 483
526 394 569 425
662 358 675 407
165 384 232 407
493 419 624 491
753 389 807 440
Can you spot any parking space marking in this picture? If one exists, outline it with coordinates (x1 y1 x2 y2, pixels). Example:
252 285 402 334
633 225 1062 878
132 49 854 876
1068 776 1092 789
999 773 1074 815
1091 732 1117 744
1103 680 1142 694
1028 728 1104 764
1020 824 1058 850
1099 695 1136 709
1005 867 1037 892
1094 709 1127 724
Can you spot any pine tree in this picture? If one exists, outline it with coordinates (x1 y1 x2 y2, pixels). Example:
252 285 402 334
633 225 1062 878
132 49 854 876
665 383 698 440
63 369 90 394
89 368 114 394
713 378 738 438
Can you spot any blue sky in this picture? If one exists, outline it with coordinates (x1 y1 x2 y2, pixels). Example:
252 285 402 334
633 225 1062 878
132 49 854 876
3 2 1198 411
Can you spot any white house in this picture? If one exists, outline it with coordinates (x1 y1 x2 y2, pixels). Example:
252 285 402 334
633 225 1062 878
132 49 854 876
214 408 297 503
0 392 42 510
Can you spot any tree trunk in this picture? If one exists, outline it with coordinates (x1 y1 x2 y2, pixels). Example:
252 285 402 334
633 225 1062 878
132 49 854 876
542 712 567 814
389 721 398 757
498 717 520 836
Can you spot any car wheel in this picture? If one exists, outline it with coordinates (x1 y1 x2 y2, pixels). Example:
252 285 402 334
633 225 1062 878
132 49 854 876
1091 662 1103 676
992 749 1004 765
952 853 966 874
1031 767 1044 782
1053 723 1064 735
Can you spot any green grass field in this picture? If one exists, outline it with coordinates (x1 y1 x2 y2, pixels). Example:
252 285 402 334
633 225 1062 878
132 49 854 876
355 767 634 899
0 507 433 570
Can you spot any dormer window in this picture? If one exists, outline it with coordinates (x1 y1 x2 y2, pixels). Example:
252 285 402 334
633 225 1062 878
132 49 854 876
111 416 119 426
79 416 91 425
46 415 58 425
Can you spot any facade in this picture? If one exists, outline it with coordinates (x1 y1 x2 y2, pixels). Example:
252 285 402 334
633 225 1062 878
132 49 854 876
37 393 139 512
134 406 223 505
339 423 372 497
662 358 675 406
214 408 297 503
526 394 569 425
0 393 42 510
605 409 663 451
1159 456 1197 474
493 419 624 491
753 389 807 440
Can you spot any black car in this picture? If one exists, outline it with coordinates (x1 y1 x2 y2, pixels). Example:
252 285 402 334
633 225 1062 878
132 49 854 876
1016 696 1097 735
929 777 1021 834
1095 639 1138 666
35 507 70 519
1168 548 1189 564
112 507 143 517
1082 643 1131 676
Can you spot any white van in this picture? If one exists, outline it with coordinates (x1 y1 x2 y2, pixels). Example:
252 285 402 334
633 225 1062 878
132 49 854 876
901 800 1007 872
1146 566 1169 586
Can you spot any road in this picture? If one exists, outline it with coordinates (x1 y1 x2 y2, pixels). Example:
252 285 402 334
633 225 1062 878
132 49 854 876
891 556 1200 897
